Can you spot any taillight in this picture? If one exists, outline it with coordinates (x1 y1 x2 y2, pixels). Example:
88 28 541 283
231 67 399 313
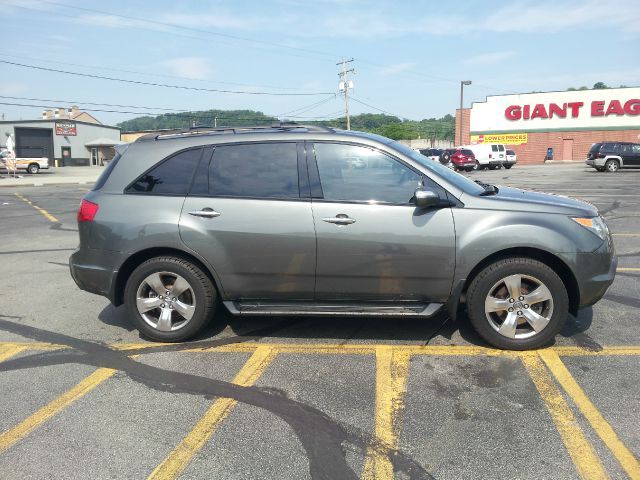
597 153 605 158
77 199 99 222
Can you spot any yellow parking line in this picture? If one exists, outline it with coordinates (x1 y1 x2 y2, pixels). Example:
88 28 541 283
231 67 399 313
0 342 66 351
521 353 608 480
147 346 277 480
617 268 640 272
361 346 411 480
14 192 59 223
540 350 640 479
552 346 640 356
0 367 116 453
0 345 27 363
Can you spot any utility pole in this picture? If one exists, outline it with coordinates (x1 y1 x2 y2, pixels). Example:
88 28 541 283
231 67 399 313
459 80 472 146
337 58 355 130
214 116 217 128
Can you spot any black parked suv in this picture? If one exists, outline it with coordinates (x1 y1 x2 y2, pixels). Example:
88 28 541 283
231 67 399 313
585 142 640 172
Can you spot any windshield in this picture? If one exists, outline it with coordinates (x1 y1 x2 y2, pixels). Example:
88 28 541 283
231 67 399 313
391 141 485 195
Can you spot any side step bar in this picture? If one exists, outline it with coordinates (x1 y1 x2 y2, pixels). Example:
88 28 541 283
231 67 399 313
223 301 443 317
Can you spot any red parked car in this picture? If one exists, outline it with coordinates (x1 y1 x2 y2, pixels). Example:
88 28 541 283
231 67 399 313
450 148 477 172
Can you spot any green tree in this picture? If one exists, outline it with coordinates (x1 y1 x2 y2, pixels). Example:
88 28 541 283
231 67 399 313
593 82 608 89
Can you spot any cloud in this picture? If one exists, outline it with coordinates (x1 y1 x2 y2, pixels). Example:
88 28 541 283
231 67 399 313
378 62 417 76
464 52 515 65
160 57 214 81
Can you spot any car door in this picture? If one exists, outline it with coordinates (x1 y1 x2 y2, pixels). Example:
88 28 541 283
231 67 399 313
179 142 317 300
631 144 640 166
308 141 456 302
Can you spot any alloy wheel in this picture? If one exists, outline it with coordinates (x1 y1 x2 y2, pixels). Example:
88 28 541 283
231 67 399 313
135 271 196 332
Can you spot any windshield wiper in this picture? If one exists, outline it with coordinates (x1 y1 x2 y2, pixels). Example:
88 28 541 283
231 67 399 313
475 180 499 196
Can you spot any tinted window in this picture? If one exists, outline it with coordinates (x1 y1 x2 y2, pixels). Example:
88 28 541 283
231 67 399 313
497 145 505 151
491 145 498 152
601 143 619 152
93 145 127 191
314 143 421 204
506 150 515 155
632 145 640 154
126 147 201 195
209 143 299 198
461 149 474 155
588 143 603 153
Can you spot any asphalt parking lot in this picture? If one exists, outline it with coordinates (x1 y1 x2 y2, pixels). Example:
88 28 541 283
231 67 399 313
0 163 638 480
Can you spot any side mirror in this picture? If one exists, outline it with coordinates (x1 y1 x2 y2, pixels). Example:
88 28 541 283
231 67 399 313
414 188 440 208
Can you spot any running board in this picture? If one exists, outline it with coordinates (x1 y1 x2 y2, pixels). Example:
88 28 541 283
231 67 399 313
223 301 443 317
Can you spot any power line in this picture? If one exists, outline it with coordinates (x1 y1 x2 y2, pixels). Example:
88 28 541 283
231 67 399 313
0 60 335 96
0 52 322 92
349 96 410 120
33 0 340 62
0 95 185 112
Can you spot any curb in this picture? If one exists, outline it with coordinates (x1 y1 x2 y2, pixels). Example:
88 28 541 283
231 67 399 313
0 181 96 188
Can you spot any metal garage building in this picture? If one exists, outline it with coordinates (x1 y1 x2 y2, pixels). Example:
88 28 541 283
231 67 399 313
455 87 640 164
0 119 121 166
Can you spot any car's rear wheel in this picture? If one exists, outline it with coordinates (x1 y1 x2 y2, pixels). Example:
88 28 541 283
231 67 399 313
504 165 512 169
466 257 568 350
605 159 620 172
440 152 451 164
124 256 216 342
27 163 39 174
473 160 480 170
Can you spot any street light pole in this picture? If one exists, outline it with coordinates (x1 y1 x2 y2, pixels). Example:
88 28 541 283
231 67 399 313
459 80 472 146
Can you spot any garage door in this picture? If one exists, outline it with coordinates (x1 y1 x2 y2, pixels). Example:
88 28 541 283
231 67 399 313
15 128 54 161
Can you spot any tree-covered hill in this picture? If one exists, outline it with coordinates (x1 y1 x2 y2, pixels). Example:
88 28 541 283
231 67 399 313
116 110 455 142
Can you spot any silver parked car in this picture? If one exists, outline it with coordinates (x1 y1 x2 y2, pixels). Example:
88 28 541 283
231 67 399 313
70 124 616 350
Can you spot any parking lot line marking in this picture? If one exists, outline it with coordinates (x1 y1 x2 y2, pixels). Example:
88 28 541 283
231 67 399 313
617 268 640 272
521 353 609 480
540 350 640 480
13 192 59 223
0 345 27 363
147 346 277 480
0 367 116 454
361 346 411 480
552 346 640 356
0 341 66 351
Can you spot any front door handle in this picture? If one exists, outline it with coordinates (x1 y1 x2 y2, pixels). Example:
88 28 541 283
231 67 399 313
322 214 356 225
188 208 221 218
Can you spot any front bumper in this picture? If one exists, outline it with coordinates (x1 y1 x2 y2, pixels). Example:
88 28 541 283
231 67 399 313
569 238 617 308
69 248 120 301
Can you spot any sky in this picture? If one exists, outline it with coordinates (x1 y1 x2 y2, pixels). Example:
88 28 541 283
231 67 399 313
0 0 638 126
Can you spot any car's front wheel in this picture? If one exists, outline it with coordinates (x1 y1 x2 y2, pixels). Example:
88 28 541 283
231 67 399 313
27 163 40 174
124 256 216 342
466 257 568 350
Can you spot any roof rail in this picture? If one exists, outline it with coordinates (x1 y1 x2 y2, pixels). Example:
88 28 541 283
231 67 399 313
154 121 334 140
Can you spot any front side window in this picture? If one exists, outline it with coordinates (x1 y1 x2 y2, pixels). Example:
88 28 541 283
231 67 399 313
491 145 498 152
209 143 299 198
313 143 421 204
126 147 202 194
632 145 640 154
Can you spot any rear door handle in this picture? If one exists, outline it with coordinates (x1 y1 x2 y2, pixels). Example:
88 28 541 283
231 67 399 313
322 214 356 225
188 208 221 218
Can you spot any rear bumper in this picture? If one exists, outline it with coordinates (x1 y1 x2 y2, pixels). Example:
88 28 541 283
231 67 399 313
69 248 120 302
585 158 604 168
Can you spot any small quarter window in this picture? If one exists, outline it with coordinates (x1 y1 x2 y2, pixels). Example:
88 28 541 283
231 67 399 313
126 148 202 195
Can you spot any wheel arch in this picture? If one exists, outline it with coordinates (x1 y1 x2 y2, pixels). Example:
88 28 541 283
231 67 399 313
112 247 222 306
460 247 579 316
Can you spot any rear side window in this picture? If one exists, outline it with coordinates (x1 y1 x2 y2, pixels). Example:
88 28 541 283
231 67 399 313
209 143 299 199
491 145 498 152
92 150 123 191
126 147 202 195
601 143 619 152
461 149 474 155
589 143 603 153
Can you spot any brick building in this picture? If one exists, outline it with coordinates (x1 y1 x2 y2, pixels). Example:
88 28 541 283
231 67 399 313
455 87 640 164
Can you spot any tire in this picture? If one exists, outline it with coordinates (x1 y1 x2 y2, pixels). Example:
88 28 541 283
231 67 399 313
473 160 480 170
440 153 451 164
27 163 39 174
124 256 216 342
465 167 473 172
489 165 497 170
466 257 569 350
605 159 620 172
504 165 512 169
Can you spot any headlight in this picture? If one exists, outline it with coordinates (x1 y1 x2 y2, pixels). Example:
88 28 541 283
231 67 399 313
571 216 610 241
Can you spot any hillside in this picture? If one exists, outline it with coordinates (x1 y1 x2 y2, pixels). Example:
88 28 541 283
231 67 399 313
116 110 455 142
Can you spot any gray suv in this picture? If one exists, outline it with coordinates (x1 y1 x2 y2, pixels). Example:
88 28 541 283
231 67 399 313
70 125 616 350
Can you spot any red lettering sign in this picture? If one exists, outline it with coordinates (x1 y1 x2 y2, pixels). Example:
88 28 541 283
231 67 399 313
505 99 637 120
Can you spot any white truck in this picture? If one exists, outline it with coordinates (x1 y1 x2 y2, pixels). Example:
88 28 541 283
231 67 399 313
0 150 49 174
464 143 507 170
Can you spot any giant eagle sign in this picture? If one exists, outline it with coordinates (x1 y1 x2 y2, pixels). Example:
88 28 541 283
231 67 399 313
469 87 640 133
